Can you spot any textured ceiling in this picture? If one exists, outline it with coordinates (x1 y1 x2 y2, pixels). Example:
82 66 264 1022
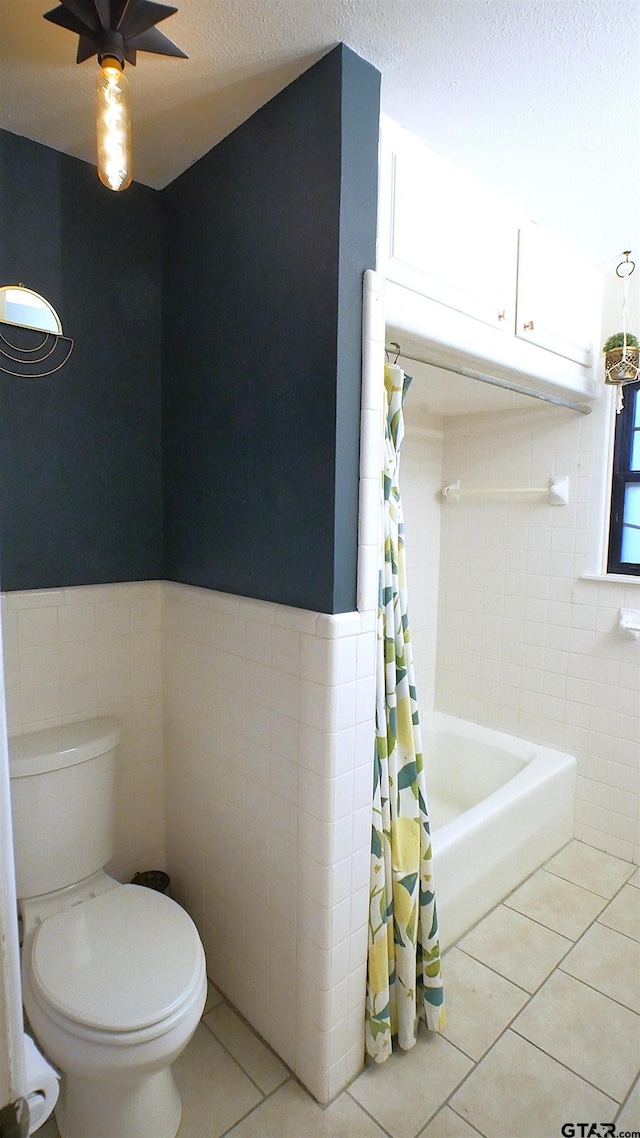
0 0 638 272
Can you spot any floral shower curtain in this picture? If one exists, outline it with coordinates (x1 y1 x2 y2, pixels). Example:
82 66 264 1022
365 362 445 1063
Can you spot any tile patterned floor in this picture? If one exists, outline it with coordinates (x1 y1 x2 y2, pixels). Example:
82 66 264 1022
37 841 640 1138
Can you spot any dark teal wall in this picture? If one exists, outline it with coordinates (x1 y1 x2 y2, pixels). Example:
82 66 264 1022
162 44 380 612
0 130 163 591
0 43 380 612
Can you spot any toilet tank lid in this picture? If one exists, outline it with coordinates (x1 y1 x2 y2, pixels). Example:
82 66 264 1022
9 717 121 779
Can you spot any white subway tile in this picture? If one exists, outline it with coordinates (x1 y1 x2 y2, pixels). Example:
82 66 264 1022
95 601 130 638
274 605 318 634
7 588 64 610
299 768 333 822
20 679 61 724
17 607 58 648
357 543 379 613
361 338 385 413
359 407 384 480
300 634 335 684
316 611 362 639
358 477 381 547
299 679 334 733
334 682 357 732
271 626 301 676
268 669 298 714
270 710 299 763
19 644 59 687
60 674 98 716
96 635 131 673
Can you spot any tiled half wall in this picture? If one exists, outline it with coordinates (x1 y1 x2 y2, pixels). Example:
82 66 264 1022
0 581 379 1102
163 585 377 1102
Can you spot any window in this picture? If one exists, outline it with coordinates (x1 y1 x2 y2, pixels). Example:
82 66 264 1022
608 380 640 574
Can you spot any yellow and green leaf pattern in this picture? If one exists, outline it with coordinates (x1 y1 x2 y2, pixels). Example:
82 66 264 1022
365 363 445 1063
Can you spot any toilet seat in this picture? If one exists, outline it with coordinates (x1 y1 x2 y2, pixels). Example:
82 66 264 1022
31 885 204 1035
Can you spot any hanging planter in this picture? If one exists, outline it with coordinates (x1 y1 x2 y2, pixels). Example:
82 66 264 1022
602 253 639 411
603 331 640 386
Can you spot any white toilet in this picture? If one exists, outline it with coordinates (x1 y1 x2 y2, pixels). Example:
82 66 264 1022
9 717 207 1138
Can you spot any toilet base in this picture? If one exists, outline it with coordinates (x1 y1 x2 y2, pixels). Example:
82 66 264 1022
55 1065 182 1138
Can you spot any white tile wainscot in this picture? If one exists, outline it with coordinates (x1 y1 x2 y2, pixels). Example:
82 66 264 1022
1 581 164 884
163 584 377 1103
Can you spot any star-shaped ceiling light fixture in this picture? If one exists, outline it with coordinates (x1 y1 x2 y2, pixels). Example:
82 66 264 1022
43 0 188 191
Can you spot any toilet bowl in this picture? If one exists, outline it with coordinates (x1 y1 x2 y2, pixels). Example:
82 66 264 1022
10 719 207 1138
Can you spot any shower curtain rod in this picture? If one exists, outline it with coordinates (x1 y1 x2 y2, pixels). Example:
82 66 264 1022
384 344 593 416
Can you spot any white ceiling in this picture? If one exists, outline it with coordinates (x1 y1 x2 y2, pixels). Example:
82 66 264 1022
0 0 638 276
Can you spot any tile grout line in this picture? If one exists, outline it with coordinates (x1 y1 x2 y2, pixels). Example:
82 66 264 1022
441 1103 486 1137
445 843 637 1011
452 940 564 999
414 852 639 1133
556 960 640 1016
218 1076 296 1137
595 916 640 946
507 1026 624 1109
544 864 638 893
343 1089 397 1138
185 841 638 1138
199 1012 292 1105
613 1073 640 1125
202 995 293 1079
347 845 639 1135
455 902 639 1011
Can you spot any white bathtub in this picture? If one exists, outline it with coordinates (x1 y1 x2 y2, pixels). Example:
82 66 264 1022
422 711 577 949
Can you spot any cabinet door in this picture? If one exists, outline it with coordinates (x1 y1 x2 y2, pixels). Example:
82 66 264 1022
516 225 602 367
381 127 517 330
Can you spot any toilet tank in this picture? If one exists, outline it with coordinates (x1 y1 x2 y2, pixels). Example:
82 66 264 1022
9 718 121 899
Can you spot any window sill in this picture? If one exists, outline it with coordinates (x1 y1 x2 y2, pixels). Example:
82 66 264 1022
581 572 640 585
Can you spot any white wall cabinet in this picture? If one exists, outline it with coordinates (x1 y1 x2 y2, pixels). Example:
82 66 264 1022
385 129 517 331
378 118 602 387
515 224 602 367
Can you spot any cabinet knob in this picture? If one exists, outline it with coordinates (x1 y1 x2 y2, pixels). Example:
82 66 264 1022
523 320 535 331
498 310 507 321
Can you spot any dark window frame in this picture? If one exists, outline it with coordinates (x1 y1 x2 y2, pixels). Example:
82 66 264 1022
608 379 640 575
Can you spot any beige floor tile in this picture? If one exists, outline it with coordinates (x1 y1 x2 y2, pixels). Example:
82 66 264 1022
203 1002 289 1094
174 1023 262 1138
512 970 640 1102
628 868 639 888
617 1077 639 1132
349 1031 473 1138
451 1030 618 1138
203 979 225 1015
560 921 640 1012
419 1106 481 1137
458 904 572 993
441 948 528 1060
545 839 636 899
226 1079 387 1137
504 869 606 940
598 884 640 942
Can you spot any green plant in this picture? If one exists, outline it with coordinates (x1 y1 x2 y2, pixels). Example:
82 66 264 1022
603 331 639 352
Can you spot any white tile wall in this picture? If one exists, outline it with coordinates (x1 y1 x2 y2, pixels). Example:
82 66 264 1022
163 583 377 1103
0 575 379 1103
428 402 639 864
1 582 164 883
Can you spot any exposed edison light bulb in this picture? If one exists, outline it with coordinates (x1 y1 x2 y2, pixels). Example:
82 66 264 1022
96 57 132 192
